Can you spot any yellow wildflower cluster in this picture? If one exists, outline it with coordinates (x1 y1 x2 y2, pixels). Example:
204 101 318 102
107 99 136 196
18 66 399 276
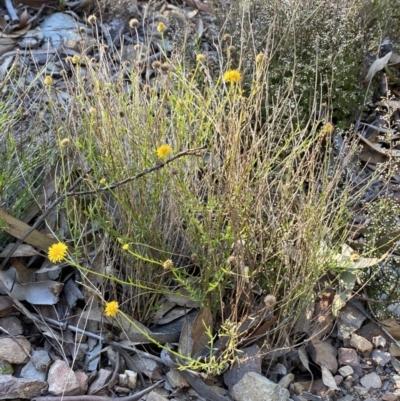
157 144 172 159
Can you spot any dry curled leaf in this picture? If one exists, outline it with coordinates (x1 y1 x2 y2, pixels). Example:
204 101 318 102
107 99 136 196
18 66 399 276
364 51 392 82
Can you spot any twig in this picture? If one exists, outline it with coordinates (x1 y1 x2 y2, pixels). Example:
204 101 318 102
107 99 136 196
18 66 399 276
31 380 165 401
5 0 18 23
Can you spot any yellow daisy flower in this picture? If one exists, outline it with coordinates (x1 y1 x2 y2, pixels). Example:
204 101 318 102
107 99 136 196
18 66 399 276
223 69 242 84
157 144 172 159
105 301 119 317
48 242 68 263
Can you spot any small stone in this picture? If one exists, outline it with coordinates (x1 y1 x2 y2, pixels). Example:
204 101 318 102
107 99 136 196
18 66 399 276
392 357 400 374
394 375 400 389
0 316 22 336
338 348 359 367
372 349 391 366
0 336 30 364
119 370 138 390
353 385 369 396
337 304 366 344
334 375 344 386
132 355 162 380
88 369 113 394
278 373 294 389
360 372 382 389
75 371 88 394
31 350 51 372
231 372 290 401
48 360 84 396
382 394 398 401
0 375 47 399
307 341 338 373
337 395 354 401
146 391 169 401
339 365 354 377
372 336 386 348
20 360 46 381
114 385 131 394
223 344 261 390
166 369 189 389
0 297 15 317
390 343 400 358
350 333 373 356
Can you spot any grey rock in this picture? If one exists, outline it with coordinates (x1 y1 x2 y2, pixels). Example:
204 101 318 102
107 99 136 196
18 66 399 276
392 356 400 374
88 368 112 395
353 385 369 396
224 345 261 390
278 373 295 389
0 336 30 364
338 348 359 367
0 316 22 336
231 372 290 401
132 355 162 380
0 374 47 399
307 341 338 373
20 360 46 381
119 370 138 390
166 369 189 389
393 374 400 388
372 335 386 349
339 365 354 377
48 360 85 396
31 350 51 372
337 304 366 344
372 349 391 366
390 343 400 358
350 333 372 356
147 391 169 401
336 395 354 401
360 372 382 389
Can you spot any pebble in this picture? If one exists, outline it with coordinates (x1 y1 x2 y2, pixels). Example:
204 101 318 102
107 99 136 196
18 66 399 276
339 366 354 377
360 372 382 389
372 350 391 366
372 336 387 349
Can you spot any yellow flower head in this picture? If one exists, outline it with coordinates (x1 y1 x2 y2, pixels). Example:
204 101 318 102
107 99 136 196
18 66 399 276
99 178 106 184
48 242 68 263
321 122 334 136
196 54 205 63
122 244 129 250
163 259 174 270
255 53 264 63
105 301 119 317
44 76 53 86
157 22 166 33
72 55 80 65
223 70 242 84
157 144 172 159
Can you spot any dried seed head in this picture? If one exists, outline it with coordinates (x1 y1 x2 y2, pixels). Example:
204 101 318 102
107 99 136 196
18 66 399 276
196 53 205 62
152 60 161 70
160 62 170 72
222 33 231 42
87 15 97 24
227 45 235 54
133 44 141 51
255 53 264 63
227 255 237 266
122 60 131 67
60 138 70 147
72 55 80 64
79 27 86 34
129 18 139 28
89 107 97 115
264 294 277 310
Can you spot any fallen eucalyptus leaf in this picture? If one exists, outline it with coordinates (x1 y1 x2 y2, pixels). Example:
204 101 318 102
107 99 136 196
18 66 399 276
0 267 63 305
321 365 338 390
364 51 392 82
